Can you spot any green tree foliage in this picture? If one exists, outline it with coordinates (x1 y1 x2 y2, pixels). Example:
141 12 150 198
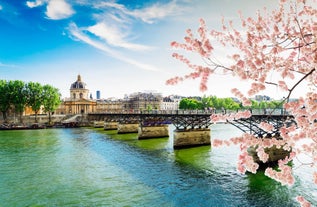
42 84 61 125
0 80 61 124
179 95 281 112
210 96 221 109
0 80 11 122
201 96 212 109
222 98 240 110
27 82 43 122
179 98 200 109
251 99 260 109
10 80 28 123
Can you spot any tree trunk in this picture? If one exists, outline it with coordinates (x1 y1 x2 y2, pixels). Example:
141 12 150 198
1 111 7 123
19 111 23 124
34 111 38 123
48 112 52 125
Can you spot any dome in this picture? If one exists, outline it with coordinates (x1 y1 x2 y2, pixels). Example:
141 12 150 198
70 75 86 89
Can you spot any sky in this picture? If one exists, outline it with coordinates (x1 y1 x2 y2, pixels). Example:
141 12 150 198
0 0 305 99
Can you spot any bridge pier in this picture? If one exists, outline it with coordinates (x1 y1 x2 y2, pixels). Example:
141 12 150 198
93 121 104 128
117 123 139 134
138 125 169 139
104 122 118 130
173 129 211 149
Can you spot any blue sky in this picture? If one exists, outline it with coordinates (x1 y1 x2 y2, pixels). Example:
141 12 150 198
0 0 291 99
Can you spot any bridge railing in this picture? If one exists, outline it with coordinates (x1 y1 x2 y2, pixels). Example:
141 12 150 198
89 109 215 115
141 109 214 115
89 108 289 116
248 108 289 116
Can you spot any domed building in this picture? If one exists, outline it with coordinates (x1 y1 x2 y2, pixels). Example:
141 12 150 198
70 75 89 99
61 75 97 114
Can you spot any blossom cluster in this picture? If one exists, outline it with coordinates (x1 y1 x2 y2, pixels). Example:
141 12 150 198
296 196 312 207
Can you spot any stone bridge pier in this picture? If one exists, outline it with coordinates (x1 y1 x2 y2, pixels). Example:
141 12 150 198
138 125 169 139
172 113 212 148
117 116 139 134
173 128 211 149
104 121 118 130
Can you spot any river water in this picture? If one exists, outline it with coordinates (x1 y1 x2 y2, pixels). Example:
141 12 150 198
0 124 316 207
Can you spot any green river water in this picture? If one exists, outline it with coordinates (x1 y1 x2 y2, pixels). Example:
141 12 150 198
0 124 316 207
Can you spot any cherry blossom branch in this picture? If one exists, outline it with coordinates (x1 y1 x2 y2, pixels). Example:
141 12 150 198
285 68 315 101
294 17 311 46
294 156 314 170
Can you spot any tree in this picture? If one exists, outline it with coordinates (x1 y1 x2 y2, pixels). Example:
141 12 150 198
251 99 260 109
268 100 283 109
0 80 11 122
146 104 153 112
42 84 61 125
201 95 212 110
167 0 316 205
179 98 200 109
210 96 221 109
9 80 28 123
27 82 43 123
259 101 267 109
222 97 240 110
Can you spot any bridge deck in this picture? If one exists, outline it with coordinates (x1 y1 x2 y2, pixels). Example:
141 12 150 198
88 109 294 135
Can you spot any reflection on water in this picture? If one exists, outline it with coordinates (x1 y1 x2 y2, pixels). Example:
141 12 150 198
0 124 316 206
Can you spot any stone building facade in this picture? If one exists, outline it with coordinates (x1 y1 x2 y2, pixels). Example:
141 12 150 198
56 75 97 115
160 95 182 110
95 99 124 113
122 92 163 112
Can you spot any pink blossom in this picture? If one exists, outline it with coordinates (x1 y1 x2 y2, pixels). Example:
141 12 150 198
257 147 269 162
265 165 295 186
259 122 274 132
213 139 223 147
296 196 311 207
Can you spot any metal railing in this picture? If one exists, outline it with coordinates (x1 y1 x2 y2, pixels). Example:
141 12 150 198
89 108 289 116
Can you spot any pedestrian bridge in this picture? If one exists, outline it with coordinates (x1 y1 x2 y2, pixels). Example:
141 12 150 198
88 109 294 137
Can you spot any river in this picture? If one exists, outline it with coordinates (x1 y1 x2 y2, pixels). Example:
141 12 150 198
0 124 316 207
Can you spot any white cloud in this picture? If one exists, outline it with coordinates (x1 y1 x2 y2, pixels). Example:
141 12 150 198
46 0 74 20
94 0 185 24
93 2 126 12
68 23 159 72
83 1 186 51
0 62 19 68
87 22 152 51
128 1 184 24
26 0 44 8
26 0 74 20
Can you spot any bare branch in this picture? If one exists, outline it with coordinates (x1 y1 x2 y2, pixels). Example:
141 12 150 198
285 68 316 101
